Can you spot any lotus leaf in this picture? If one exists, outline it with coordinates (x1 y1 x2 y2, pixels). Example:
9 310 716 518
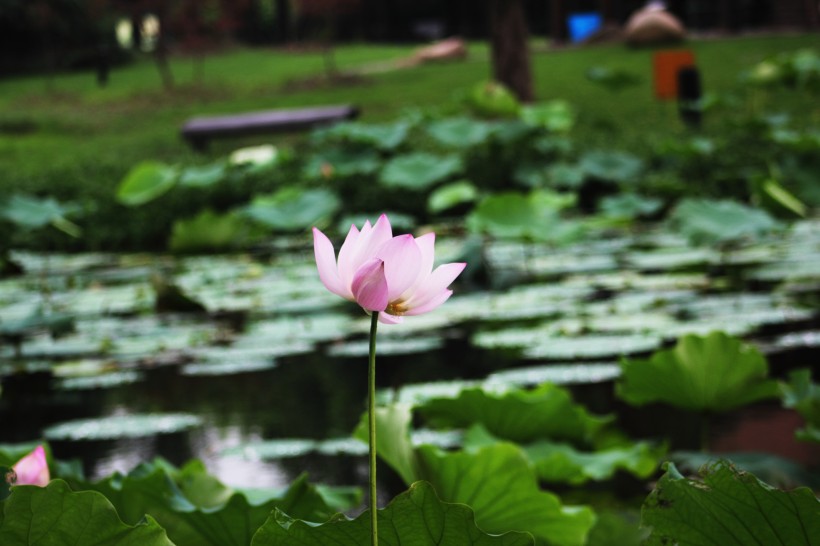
0 480 173 545
466 81 521 118
642 461 820 546
428 180 479 213
319 121 411 151
426 117 494 148
579 150 644 184
599 193 663 220
417 384 611 445
178 162 227 188
466 191 585 243
353 405 595 546
617 331 779 412
303 148 381 179
379 152 462 190
169 209 252 253
243 188 340 231
668 198 780 246
250 481 534 545
519 100 575 132
781 369 820 443
116 160 178 206
0 193 81 237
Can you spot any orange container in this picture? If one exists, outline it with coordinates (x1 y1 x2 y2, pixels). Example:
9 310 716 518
653 49 696 100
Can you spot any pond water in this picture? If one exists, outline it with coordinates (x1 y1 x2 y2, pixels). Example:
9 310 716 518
1 221 818 499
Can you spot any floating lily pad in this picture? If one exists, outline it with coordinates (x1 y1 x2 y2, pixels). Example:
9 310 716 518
392 379 486 406
55 370 143 391
44 413 203 441
523 334 663 360
222 439 317 460
181 357 277 376
486 363 621 387
327 336 443 358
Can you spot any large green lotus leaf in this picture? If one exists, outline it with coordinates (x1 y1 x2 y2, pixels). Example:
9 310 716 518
642 461 820 546
379 152 463 190
243 188 340 231
79 461 339 546
426 117 494 148
466 191 585 243
462 421 662 485
116 160 178 206
617 331 780 412
416 444 595 546
353 406 593 545
0 193 82 238
428 180 479 213
523 439 664 485
417 384 611 445
250 481 534 545
668 198 780 246
519 100 575 132
168 209 249 253
178 162 227 188
781 368 820 443
579 150 644 184
303 148 381 178
670 451 820 490
0 480 173 545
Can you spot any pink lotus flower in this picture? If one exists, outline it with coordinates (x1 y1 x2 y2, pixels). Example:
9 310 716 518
11 445 50 487
313 214 466 324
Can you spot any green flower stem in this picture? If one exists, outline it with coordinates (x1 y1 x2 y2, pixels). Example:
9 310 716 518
368 311 379 546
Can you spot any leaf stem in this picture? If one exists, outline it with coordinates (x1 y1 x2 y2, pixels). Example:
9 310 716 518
369 311 379 546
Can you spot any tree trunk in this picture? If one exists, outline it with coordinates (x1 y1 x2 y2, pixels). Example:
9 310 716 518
488 0 533 102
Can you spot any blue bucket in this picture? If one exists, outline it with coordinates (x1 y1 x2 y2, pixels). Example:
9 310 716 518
567 12 603 43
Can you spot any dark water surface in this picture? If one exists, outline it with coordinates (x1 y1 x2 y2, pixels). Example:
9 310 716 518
1 225 818 495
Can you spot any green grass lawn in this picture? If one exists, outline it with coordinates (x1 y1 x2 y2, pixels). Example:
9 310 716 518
0 34 817 239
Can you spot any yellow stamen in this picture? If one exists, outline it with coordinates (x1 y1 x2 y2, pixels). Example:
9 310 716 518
386 300 409 316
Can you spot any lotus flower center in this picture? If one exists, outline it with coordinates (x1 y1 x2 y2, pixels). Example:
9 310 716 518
386 299 409 316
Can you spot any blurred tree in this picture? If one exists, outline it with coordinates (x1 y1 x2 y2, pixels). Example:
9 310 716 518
488 0 533 102
296 0 361 78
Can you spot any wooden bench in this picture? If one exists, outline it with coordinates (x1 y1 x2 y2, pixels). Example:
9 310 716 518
181 104 360 151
